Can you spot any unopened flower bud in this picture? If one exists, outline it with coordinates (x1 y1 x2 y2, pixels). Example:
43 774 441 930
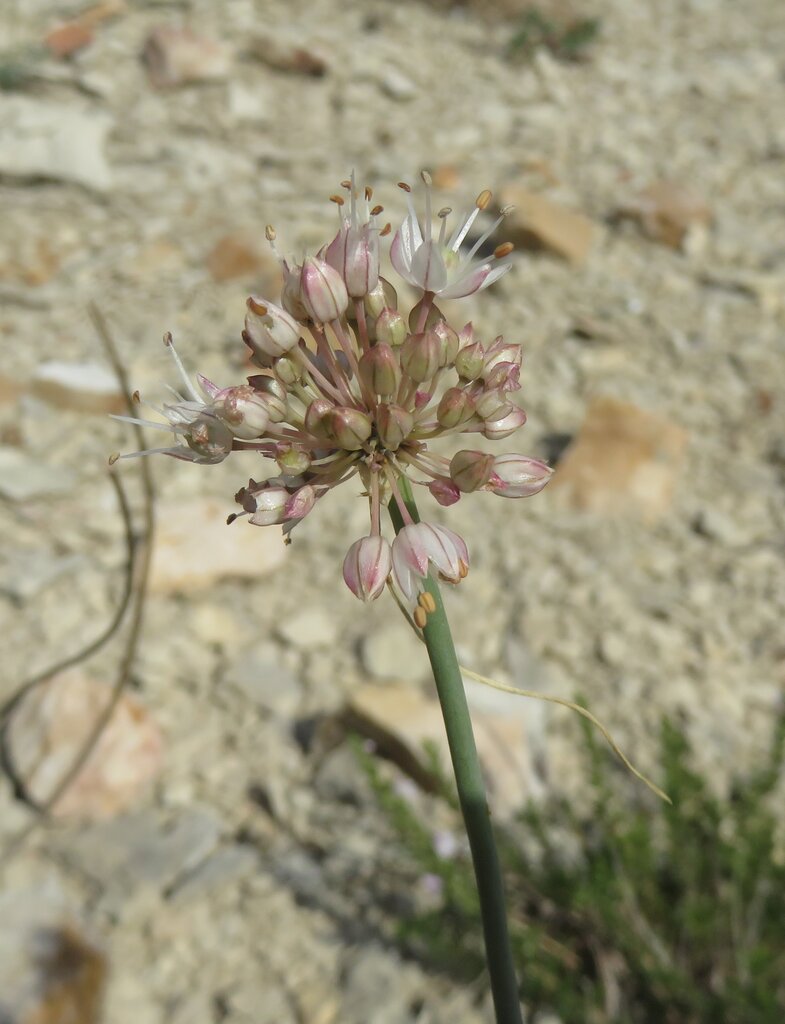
249 486 289 526
400 330 441 383
277 446 312 476
364 276 398 318
304 398 333 438
458 323 477 348
329 406 372 450
301 256 349 323
274 355 301 386
213 384 270 439
376 403 413 451
408 298 444 333
281 263 309 321
284 483 316 520
432 321 459 366
249 374 288 422
358 343 400 397
483 336 522 376
475 389 512 421
482 405 527 440
455 342 485 381
245 298 301 359
437 388 475 428
343 535 392 601
484 361 521 392
326 223 380 298
449 450 495 492
490 454 553 497
374 307 407 347
183 413 234 464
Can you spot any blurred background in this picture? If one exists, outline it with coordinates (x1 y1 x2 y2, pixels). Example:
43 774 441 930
1 1 783 1022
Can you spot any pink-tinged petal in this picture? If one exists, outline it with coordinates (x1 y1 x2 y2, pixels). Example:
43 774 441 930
490 454 553 498
439 260 512 300
196 373 223 400
483 405 527 440
285 484 316 520
343 536 392 601
410 241 448 293
428 479 461 507
390 213 422 284
393 523 431 578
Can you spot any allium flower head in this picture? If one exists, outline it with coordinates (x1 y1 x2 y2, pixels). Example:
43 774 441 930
114 172 552 607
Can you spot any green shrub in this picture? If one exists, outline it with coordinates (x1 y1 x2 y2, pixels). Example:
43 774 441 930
358 714 785 1022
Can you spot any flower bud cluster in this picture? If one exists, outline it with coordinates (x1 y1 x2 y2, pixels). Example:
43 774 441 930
115 172 552 608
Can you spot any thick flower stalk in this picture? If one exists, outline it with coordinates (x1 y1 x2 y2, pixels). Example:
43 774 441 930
115 172 552 615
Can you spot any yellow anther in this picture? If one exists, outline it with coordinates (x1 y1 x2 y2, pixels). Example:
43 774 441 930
494 242 514 258
340 179 352 190
421 170 433 187
413 606 428 629
265 224 276 241
418 591 436 614
330 194 345 205
108 452 120 465
247 297 268 316
475 189 492 210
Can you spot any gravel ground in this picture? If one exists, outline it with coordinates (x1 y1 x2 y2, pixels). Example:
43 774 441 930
1 0 784 1021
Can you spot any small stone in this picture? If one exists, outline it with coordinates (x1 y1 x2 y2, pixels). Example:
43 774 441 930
44 21 94 59
169 844 259 903
0 446 75 501
346 683 535 818
5 670 163 821
0 97 112 191
360 621 427 682
247 33 327 76
618 180 712 250
380 68 417 101
550 396 688 523
142 26 230 89
276 605 334 650
498 184 596 265
205 231 280 286
58 807 225 896
32 360 124 415
226 642 304 714
1 549 83 601
149 497 287 594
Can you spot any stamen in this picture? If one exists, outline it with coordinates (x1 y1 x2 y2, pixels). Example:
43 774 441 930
463 212 506 264
330 194 345 205
247 297 268 316
418 591 436 614
108 452 120 465
475 189 492 211
397 181 411 193
370 204 384 216
380 223 392 237
340 179 352 190
162 332 202 402
413 606 428 629
494 242 514 258
365 186 373 201
265 225 276 241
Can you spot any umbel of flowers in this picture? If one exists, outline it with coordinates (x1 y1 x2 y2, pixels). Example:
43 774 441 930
115 172 552 616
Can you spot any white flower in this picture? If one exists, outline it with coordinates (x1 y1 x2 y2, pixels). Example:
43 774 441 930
390 173 514 299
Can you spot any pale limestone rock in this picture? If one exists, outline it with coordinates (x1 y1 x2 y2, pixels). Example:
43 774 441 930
149 497 287 594
550 396 688 523
5 670 163 821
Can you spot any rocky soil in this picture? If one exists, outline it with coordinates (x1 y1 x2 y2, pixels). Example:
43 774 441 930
1 0 784 1021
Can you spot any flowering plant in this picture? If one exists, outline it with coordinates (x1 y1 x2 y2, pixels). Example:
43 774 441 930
115 171 554 1024
116 173 551 624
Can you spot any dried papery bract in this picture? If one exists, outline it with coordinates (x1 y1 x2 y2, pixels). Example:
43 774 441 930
113 171 550 609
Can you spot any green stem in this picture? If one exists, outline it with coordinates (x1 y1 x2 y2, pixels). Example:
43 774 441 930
388 478 523 1024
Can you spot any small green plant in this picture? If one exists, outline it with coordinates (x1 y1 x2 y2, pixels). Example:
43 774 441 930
507 8 601 63
359 714 785 1022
